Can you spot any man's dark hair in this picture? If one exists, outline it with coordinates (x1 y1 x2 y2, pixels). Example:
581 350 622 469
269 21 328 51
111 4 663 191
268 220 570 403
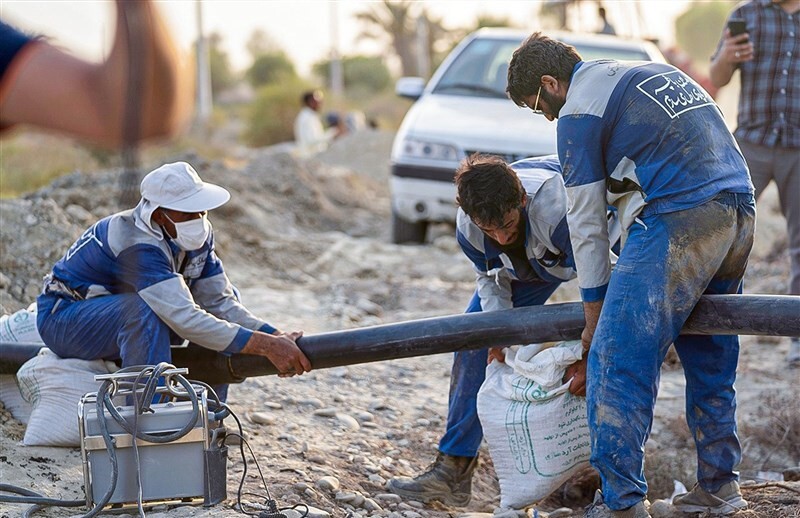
301 90 318 106
507 32 582 108
455 154 524 227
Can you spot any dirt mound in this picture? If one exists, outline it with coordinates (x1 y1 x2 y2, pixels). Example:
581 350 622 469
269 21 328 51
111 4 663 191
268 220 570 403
0 138 392 312
0 198 83 312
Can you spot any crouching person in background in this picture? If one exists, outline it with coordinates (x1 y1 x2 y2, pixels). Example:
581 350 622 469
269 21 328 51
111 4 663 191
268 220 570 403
36 161 311 400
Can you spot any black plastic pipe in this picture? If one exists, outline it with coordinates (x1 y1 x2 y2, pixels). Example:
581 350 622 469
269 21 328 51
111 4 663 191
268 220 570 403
2 295 798 385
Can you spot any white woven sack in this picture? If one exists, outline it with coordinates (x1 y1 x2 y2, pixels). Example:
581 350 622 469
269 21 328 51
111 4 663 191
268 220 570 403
0 374 33 424
0 304 44 424
0 304 42 343
477 341 591 509
18 348 117 447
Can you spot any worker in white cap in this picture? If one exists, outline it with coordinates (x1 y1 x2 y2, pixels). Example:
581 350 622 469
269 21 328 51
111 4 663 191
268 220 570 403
36 162 311 396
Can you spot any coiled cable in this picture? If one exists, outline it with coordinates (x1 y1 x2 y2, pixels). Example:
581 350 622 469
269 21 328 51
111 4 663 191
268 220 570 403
0 362 201 517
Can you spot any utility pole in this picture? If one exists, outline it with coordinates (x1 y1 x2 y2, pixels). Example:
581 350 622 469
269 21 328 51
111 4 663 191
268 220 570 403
329 1 344 96
416 15 430 79
195 0 213 125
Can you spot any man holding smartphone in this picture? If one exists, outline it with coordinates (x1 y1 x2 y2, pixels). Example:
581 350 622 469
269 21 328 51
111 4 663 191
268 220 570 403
710 0 800 368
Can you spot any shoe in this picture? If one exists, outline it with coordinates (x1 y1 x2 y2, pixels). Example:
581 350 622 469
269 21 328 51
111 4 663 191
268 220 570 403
584 490 650 518
787 339 800 367
672 480 747 515
386 452 478 506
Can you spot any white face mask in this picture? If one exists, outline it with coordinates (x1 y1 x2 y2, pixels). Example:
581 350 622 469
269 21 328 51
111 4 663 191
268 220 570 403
164 213 211 251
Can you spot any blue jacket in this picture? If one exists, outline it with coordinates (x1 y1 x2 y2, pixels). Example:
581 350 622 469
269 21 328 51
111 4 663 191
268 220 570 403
47 200 275 354
557 60 753 302
456 156 585 312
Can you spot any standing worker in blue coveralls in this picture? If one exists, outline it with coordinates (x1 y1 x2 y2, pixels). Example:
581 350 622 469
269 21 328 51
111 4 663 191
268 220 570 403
36 162 312 399
388 154 620 506
507 33 755 517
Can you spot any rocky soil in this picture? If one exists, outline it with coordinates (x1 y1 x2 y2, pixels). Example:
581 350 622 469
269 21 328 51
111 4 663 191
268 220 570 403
1 130 798 518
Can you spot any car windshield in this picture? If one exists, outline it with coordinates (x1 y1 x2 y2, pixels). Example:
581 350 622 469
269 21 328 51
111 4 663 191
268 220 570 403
433 37 652 98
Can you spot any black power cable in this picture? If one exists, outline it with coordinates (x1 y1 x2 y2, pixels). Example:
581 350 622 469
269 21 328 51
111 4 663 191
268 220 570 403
219 402 308 518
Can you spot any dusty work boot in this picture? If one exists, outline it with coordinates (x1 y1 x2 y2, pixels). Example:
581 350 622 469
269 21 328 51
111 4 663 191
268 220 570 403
672 480 747 515
386 453 478 506
584 490 651 518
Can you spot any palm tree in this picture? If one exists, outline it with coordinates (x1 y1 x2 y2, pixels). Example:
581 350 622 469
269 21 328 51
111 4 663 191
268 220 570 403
354 1 420 76
357 1 500 78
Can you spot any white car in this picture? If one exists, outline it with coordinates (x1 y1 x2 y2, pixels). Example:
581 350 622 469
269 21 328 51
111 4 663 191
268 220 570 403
390 28 665 243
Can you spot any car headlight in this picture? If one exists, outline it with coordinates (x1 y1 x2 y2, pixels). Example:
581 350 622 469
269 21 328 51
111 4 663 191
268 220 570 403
400 138 459 161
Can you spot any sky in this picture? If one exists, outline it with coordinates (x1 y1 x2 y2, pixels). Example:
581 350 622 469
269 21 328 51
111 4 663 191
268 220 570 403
1 1 692 76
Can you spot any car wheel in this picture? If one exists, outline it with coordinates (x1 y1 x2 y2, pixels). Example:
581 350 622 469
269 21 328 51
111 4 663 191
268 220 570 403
391 211 427 244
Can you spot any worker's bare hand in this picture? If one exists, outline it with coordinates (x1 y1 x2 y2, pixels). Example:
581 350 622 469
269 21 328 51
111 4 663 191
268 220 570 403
487 347 506 364
281 330 304 342
563 356 587 396
581 326 594 354
272 330 310 378
581 300 602 353
242 330 311 377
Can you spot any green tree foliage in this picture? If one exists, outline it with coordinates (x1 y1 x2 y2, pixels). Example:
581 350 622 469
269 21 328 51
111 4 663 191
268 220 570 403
675 1 735 65
206 32 236 99
244 78 310 147
246 52 298 89
246 29 281 59
243 28 297 89
313 56 392 94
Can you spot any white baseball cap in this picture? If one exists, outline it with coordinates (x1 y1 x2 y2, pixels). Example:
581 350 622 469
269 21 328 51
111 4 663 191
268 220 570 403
140 162 230 212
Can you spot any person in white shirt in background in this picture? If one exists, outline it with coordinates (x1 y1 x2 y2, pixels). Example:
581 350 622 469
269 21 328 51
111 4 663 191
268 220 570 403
293 90 345 157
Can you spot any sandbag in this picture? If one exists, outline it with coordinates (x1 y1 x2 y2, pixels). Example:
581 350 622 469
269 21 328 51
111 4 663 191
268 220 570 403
0 374 33 424
0 304 42 342
0 304 43 423
18 348 117 447
477 341 591 509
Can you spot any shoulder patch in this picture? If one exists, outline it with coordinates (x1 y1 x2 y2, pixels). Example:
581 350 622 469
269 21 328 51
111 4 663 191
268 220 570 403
635 70 714 119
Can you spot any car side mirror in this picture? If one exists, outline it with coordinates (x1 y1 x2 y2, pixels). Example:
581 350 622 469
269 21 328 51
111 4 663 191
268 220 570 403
396 77 426 100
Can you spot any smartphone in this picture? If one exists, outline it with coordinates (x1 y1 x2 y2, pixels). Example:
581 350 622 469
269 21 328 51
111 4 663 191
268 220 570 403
728 19 748 38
